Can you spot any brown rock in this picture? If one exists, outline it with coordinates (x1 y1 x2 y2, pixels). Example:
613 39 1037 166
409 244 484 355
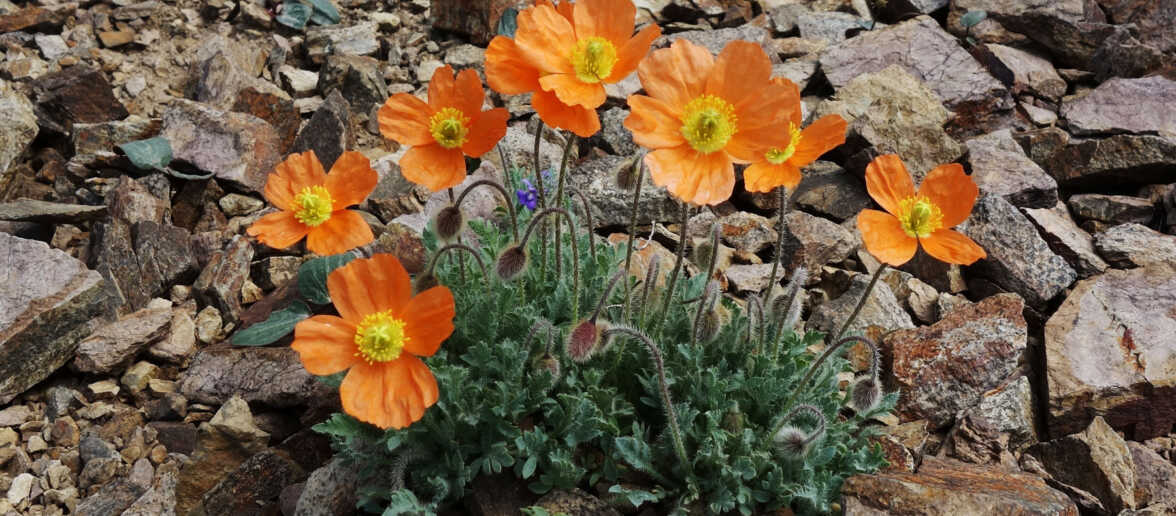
1128 441 1176 508
0 7 65 34
979 44 1067 102
430 0 533 45
1017 129 1176 190
1023 202 1109 278
175 396 270 515
1045 263 1176 439
161 99 282 194
841 456 1078 515
964 129 1058 209
178 346 333 408
289 90 352 172
231 87 299 155
1027 417 1136 514
883 294 1027 428
28 66 129 134
73 305 171 374
98 29 135 48
199 448 306 516
534 488 620 516
193 235 254 322
1067 193 1154 225
1093 223 1176 268
369 222 428 274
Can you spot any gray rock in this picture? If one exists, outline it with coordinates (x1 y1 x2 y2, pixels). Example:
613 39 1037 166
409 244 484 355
771 58 819 91
1021 102 1058 126
768 3 810 33
444 44 485 69
715 211 776 255
178 347 334 408
294 457 358 516
1098 0 1176 54
815 65 964 181
1023 202 1109 278
819 16 1009 110
1062 76 1176 136
981 44 1067 101
1027 417 1136 514
797 11 872 44
185 34 268 110
1069 193 1154 226
1018 129 1176 189
77 475 146 513
1128 441 1176 509
809 271 914 335
93 219 196 313
123 463 178 516
723 264 777 294
776 211 856 279
306 22 379 62
1090 28 1169 82
597 107 638 157
659 25 776 60
107 175 170 225
1045 263 1176 439
279 66 319 97
970 375 1037 453
494 123 569 182
0 199 107 223
565 154 677 228
0 233 112 404
217 193 263 217
0 80 37 176
290 89 352 171
987 7 1122 69
193 235 253 322
962 194 1076 307
791 161 872 221
965 129 1058 209
883 294 1027 428
317 55 388 122
1094 223 1176 268
161 99 283 194
34 33 68 60
415 59 446 85
73 305 170 374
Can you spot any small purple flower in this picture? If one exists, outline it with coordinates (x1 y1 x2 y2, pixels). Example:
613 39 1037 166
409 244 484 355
516 179 538 211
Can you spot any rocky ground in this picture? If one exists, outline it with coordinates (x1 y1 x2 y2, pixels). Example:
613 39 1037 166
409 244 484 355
0 0 1174 514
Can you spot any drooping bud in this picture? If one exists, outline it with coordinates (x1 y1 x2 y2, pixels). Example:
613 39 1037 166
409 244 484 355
848 376 883 414
773 426 810 458
434 204 465 242
691 237 716 274
535 352 561 381
566 319 606 363
495 245 528 280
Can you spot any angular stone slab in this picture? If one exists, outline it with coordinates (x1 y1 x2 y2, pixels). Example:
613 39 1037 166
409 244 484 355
178 347 333 408
1046 263 1176 439
0 233 112 404
1062 76 1176 136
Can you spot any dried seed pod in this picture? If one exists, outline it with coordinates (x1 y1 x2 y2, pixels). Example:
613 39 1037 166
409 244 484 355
434 204 465 242
495 245 528 280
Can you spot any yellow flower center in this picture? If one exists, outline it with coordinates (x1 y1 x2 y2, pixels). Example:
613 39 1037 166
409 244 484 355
680 95 738 154
897 196 944 238
429 107 470 149
353 311 410 364
764 123 803 164
293 185 334 227
570 37 618 84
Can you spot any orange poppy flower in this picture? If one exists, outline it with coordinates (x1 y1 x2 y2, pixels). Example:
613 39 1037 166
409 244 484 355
379 65 509 192
624 39 796 205
485 0 661 137
247 150 378 256
858 154 987 266
291 254 456 429
743 78 848 192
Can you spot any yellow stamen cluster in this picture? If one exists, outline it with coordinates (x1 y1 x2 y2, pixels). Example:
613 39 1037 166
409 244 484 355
897 196 944 238
429 107 470 149
680 95 738 154
765 123 803 164
354 311 410 364
570 37 618 84
293 185 334 227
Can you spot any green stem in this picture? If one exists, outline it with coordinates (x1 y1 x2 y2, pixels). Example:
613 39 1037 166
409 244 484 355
447 188 466 283
833 264 888 341
424 243 490 296
655 202 689 337
532 123 548 281
520 208 581 321
553 135 575 279
621 156 644 323
566 188 596 262
767 335 878 446
762 187 789 309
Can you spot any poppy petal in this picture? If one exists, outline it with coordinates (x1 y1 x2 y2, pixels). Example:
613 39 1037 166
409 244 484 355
921 229 986 265
291 315 359 375
400 286 456 357
264 151 328 211
789 115 847 168
770 77 803 127
324 151 378 208
646 145 734 206
400 144 467 192
624 94 685 149
918 163 978 228
306 210 374 257
539 73 607 109
327 253 412 323
604 24 660 83
454 68 486 116
379 94 434 147
705 41 771 115
462 108 509 157
486 36 542 94
864 154 916 216
338 357 438 429
515 4 575 75
858 209 918 266
247 210 311 250
744 161 801 193
427 65 458 112
532 89 601 137
724 81 797 162
574 0 635 48
638 39 713 112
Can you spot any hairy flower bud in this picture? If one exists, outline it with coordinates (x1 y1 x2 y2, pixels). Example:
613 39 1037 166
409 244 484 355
434 205 465 242
536 352 561 381
495 245 528 280
848 376 883 414
566 319 606 363
774 426 810 458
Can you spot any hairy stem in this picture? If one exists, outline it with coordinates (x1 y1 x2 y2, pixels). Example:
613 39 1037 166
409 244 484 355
769 335 880 444
691 280 719 346
762 187 790 308
656 202 690 337
453 179 519 241
592 269 627 323
621 156 644 323
532 123 548 281
833 264 888 341
520 208 581 321
424 243 490 296
745 295 765 349
553 135 575 278
448 188 466 283
636 258 660 327
604 326 691 474
566 188 597 262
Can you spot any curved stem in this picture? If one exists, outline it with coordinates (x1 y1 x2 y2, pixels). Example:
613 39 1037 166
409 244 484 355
656 202 690 337
566 188 597 262
525 319 556 353
592 269 627 323
604 326 691 474
454 179 519 241
447 188 466 283
768 335 880 444
423 243 490 296
553 134 576 279
520 208 581 321
762 187 790 307
621 156 644 323
770 267 809 361
691 280 719 346
532 123 548 280
636 258 660 327
833 264 888 341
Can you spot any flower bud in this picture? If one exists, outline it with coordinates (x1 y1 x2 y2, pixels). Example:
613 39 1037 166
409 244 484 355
773 426 810 458
848 376 883 414
566 319 606 363
495 245 528 280
536 352 561 381
434 205 465 242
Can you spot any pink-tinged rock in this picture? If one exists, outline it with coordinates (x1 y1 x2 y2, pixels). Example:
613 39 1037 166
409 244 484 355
161 99 282 194
841 456 1078 515
1062 76 1176 136
1026 417 1136 514
883 293 1027 428
1045 263 1176 439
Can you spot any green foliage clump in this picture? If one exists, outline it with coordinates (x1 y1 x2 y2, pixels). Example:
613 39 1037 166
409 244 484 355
314 185 894 515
